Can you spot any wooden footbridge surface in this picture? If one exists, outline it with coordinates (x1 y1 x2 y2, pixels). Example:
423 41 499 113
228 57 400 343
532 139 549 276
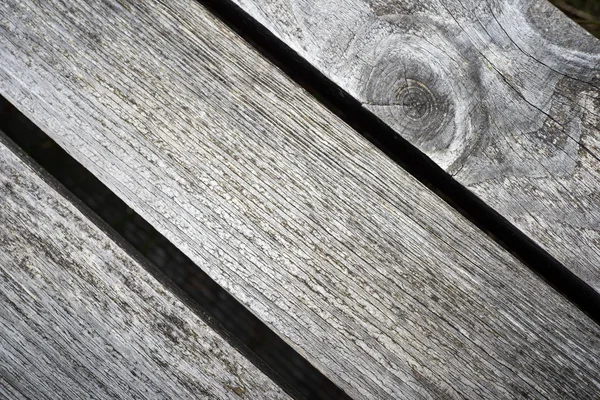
1 0 599 398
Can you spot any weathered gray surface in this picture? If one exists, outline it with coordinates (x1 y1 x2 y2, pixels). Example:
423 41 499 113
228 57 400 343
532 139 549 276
1 0 600 398
0 137 289 400
232 0 600 292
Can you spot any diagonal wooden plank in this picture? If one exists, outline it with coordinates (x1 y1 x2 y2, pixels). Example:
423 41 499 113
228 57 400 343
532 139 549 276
229 0 600 294
1 0 600 398
0 135 290 400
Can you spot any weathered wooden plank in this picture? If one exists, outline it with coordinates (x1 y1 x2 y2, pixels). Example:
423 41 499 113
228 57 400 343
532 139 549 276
0 136 290 399
1 0 600 398
228 0 600 292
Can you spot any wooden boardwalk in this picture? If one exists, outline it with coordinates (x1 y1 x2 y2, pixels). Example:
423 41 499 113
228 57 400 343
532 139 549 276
0 0 599 399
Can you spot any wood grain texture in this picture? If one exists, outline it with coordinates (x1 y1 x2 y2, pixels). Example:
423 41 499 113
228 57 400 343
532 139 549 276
1 0 600 398
231 0 600 292
0 137 290 399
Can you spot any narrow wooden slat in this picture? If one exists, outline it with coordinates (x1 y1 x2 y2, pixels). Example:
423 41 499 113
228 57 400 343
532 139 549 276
0 135 290 399
1 0 600 398
228 0 600 292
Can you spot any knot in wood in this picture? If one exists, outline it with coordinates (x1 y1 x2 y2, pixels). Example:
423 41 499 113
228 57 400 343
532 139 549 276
397 81 434 120
362 62 455 157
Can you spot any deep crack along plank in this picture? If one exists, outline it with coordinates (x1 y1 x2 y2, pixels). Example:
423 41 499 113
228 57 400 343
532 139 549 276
231 0 600 292
0 136 290 400
1 0 600 398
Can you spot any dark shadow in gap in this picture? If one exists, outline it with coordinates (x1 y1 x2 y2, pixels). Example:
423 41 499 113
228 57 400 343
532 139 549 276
0 97 351 400
196 0 600 324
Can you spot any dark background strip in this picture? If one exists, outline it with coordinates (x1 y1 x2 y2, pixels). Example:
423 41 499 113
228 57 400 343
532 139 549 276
549 0 600 38
196 0 600 324
0 98 351 400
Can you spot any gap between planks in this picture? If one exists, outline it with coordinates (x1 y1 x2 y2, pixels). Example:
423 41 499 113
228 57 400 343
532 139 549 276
224 0 600 298
198 0 600 324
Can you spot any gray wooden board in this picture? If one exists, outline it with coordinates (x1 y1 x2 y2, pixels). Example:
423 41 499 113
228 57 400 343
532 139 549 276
231 0 600 293
0 136 290 400
1 0 600 398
